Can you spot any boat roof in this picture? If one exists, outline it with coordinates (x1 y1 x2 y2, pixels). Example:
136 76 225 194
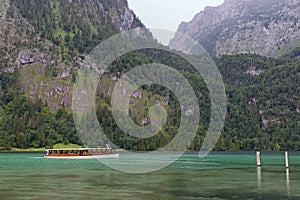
45 148 111 151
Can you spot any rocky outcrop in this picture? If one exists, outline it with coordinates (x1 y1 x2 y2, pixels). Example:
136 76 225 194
170 0 300 57
16 49 47 67
0 0 143 110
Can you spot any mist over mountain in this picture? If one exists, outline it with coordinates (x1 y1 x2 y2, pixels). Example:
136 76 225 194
170 0 300 57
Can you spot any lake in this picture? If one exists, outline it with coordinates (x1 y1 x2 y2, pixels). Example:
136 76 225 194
1 151 300 200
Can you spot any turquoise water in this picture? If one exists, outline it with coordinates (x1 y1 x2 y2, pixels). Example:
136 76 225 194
1 151 300 200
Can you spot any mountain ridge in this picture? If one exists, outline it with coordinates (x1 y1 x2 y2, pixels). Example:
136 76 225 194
170 0 300 57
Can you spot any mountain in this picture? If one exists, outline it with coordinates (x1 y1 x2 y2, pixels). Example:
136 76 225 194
0 0 299 151
0 0 143 110
170 0 300 57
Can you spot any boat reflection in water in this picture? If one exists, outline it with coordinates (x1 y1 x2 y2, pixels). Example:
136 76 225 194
44 145 119 159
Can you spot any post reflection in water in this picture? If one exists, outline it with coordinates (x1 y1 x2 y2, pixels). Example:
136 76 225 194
286 168 290 197
257 166 262 190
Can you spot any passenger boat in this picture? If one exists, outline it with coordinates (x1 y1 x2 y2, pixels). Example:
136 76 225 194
44 145 119 159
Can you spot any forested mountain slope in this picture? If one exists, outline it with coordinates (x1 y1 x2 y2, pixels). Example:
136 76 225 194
0 0 299 151
0 0 143 109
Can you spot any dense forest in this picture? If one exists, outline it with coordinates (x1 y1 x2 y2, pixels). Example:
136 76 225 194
0 0 299 151
93 51 300 151
0 70 80 150
0 50 299 151
9 0 143 54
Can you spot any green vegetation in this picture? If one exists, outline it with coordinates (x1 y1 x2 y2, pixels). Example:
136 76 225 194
0 1 298 152
0 72 81 150
94 51 299 151
9 147 46 152
8 143 83 152
0 50 299 151
9 0 142 55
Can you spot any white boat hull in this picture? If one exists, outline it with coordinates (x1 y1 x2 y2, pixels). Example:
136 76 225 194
44 153 119 159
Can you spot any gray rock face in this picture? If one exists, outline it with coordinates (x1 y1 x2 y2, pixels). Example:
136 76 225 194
16 49 47 67
170 0 300 57
0 0 143 110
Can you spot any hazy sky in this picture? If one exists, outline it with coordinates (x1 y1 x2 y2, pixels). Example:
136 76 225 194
127 0 225 44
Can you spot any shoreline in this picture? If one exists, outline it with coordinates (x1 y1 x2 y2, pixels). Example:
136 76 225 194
1 149 299 153
0 143 85 153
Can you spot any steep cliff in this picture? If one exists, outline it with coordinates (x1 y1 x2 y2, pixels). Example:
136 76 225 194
170 0 300 57
0 0 143 110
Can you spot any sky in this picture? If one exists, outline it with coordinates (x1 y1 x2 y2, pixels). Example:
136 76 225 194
127 0 225 44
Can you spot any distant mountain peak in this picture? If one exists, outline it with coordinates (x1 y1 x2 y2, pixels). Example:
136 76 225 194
170 0 300 57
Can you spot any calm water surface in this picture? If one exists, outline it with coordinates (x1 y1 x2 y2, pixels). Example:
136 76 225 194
1 151 300 200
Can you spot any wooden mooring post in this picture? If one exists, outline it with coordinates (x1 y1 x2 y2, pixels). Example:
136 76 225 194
285 151 289 168
256 151 289 168
256 151 262 167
